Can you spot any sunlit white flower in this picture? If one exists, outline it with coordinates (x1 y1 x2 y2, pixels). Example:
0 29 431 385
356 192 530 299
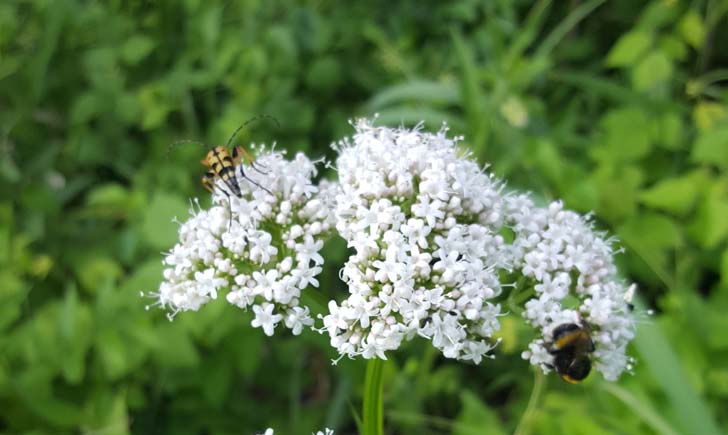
322 119 636 381
505 196 636 380
257 428 334 435
321 119 509 363
148 148 334 337
252 302 283 336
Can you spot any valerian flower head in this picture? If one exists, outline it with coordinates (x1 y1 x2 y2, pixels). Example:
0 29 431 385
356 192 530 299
257 428 334 435
148 148 334 336
322 119 510 364
322 119 637 381
507 196 636 381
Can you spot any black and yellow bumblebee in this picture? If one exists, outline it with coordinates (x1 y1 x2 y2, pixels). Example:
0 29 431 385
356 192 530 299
547 321 595 384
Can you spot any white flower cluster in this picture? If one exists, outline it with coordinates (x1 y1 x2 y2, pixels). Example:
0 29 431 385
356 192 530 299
150 149 333 336
149 120 638 382
321 119 510 364
507 196 636 380
257 428 334 435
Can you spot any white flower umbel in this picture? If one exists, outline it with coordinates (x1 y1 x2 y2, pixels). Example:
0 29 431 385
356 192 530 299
508 196 636 380
257 428 334 435
149 148 334 336
322 119 510 364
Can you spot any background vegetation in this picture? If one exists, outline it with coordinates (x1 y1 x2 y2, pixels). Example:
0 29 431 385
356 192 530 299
1 0 727 434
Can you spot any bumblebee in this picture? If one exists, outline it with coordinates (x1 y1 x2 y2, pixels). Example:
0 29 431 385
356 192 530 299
547 321 595 384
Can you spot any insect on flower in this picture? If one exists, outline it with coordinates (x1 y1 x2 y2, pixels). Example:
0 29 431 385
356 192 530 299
546 320 595 384
170 115 280 228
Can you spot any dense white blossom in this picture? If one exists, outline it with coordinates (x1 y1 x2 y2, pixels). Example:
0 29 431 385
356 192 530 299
148 119 639 382
148 148 334 336
321 119 510 364
508 197 636 380
257 428 334 435
321 119 637 381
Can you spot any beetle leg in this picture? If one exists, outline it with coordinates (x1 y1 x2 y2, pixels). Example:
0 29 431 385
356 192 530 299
201 173 216 193
235 146 269 174
238 165 273 195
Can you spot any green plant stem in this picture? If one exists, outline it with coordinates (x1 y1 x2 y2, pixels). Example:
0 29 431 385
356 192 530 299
513 368 546 435
362 358 385 435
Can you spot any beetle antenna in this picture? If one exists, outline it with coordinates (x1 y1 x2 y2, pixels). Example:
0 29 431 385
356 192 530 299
225 114 280 149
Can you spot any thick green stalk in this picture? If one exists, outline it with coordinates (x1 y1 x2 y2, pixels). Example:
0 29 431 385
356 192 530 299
362 358 385 435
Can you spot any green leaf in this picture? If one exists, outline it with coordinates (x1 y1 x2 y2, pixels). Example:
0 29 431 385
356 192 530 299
96 329 131 380
77 257 123 293
138 84 173 130
599 107 653 161
679 10 705 48
367 80 460 110
60 287 92 384
706 306 728 350
141 192 189 250
634 300 722 435
231 329 263 376
83 391 131 435
693 101 726 131
691 127 728 168
370 107 466 133
688 183 728 248
618 213 681 272
0 271 27 331
619 213 681 250
592 165 643 222
454 390 506 435
651 111 684 150
639 170 707 215
71 92 101 124
305 56 343 94
606 31 652 67
721 249 728 288
120 259 164 296
121 35 155 65
86 183 129 207
632 52 673 90
150 323 199 368
0 154 21 182
601 383 679 435
658 35 688 62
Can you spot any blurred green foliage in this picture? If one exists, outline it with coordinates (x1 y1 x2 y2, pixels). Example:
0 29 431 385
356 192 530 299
1 0 727 434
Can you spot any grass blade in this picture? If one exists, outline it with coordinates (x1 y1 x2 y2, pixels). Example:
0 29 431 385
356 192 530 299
534 0 606 58
451 30 488 153
633 299 721 435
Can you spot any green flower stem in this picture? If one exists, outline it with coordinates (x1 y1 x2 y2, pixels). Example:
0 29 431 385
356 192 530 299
362 358 385 435
513 368 545 435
